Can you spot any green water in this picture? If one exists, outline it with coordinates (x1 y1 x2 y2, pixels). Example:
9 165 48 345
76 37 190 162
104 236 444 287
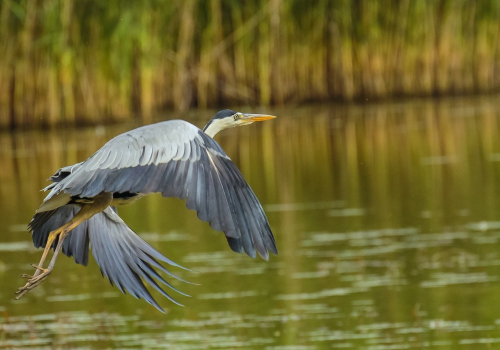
3 97 500 348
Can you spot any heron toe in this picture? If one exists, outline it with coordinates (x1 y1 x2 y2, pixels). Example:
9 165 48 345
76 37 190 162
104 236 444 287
15 269 52 299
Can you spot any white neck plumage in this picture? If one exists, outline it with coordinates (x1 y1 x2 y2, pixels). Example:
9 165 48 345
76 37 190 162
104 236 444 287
203 118 237 138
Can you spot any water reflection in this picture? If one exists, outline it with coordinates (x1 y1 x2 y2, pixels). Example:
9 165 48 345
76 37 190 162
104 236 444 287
2 97 500 348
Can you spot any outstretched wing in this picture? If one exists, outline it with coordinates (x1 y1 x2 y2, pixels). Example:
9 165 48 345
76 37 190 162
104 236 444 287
43 120 277 259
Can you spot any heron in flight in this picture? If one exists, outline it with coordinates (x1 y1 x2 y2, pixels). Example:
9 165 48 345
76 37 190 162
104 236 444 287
16 109 277 312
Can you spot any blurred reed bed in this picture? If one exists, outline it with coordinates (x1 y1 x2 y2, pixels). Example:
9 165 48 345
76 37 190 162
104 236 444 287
1 0 500 129
0 0 500 128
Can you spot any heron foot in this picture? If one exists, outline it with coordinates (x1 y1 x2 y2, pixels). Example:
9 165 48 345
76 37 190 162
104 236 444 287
30 263 49 273
20 264 48 279
15 267 52 299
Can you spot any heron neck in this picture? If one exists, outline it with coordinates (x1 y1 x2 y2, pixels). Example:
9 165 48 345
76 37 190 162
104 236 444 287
203 119 232 138
203 123 220 138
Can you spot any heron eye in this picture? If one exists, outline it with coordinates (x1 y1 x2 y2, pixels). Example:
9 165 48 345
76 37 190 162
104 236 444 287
234 114 238 120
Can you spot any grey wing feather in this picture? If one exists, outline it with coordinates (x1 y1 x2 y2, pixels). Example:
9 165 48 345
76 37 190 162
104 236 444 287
42 120 277 259
89 207 188 312
43 162 84 191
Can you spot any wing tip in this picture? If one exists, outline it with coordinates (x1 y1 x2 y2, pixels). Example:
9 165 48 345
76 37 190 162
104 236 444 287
269 245 278 256
153 304 167 313
258 250 269 261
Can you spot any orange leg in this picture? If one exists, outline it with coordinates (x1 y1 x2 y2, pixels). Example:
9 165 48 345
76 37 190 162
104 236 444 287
15 192 113 299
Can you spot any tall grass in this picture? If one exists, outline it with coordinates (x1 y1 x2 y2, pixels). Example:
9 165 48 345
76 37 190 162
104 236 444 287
2 0 500 128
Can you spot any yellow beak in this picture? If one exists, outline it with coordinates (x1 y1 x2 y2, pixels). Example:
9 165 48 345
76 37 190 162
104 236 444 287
241 113 276 122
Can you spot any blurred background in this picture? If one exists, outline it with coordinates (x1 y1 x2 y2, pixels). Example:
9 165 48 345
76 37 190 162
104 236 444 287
2 0 500 128
3 1 500 349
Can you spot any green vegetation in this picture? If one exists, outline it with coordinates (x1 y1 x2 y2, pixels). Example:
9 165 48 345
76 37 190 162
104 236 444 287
1 0 500 128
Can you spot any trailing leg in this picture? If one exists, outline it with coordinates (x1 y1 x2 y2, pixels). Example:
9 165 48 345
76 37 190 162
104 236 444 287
15 192 113 299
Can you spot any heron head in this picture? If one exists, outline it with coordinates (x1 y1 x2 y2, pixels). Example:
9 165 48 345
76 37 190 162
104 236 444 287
203 109 276 138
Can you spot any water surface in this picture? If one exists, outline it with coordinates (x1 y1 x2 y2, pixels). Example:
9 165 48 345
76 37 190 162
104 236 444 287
2 97 500 348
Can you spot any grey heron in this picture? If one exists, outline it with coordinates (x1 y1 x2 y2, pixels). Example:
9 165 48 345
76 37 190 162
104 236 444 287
15 109 277 312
